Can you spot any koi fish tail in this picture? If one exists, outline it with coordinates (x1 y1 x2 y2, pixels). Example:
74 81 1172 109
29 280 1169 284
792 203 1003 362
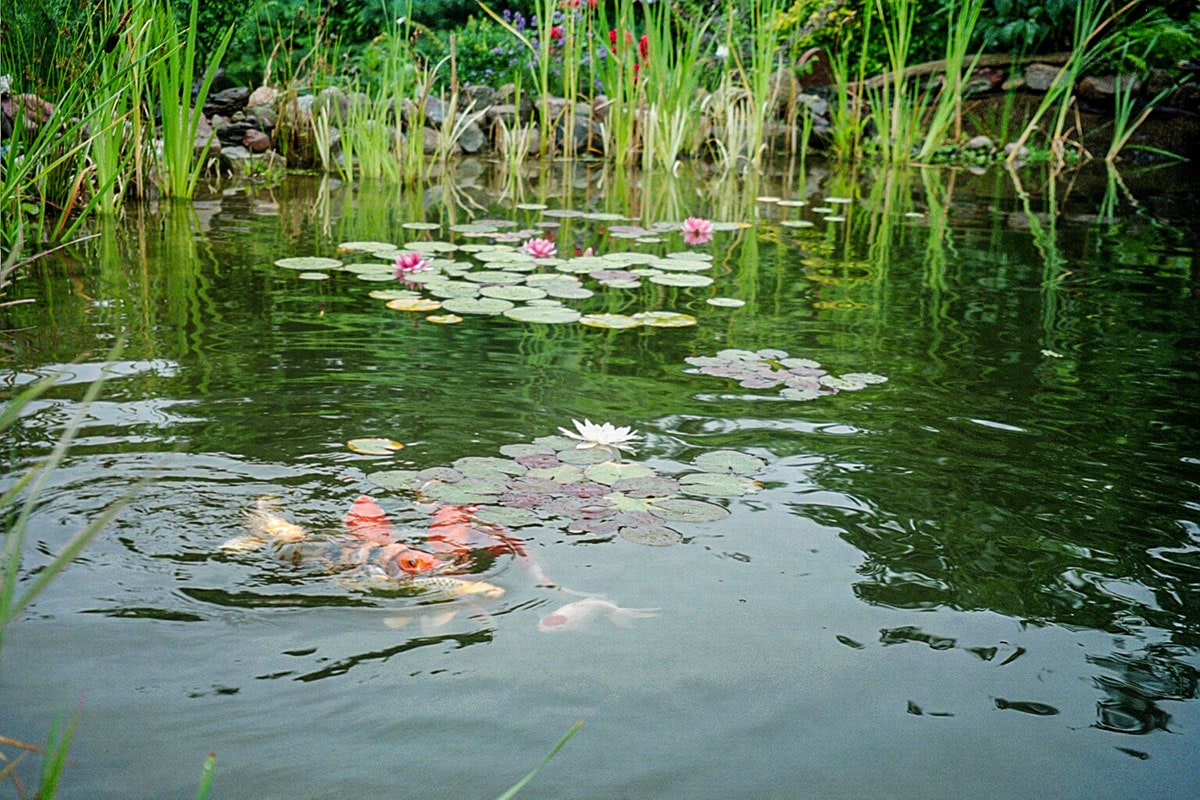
609 607 660 627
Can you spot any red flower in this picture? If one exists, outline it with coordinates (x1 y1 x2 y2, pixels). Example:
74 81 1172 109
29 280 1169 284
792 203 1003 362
638 34 649 60
550 25 565 39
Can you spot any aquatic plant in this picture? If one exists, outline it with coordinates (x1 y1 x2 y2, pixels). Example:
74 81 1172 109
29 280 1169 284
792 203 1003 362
558 418 640 456
520 237 558 258
394 251 434 277
681 217 714 245
151 0 235 199
684 348 887 401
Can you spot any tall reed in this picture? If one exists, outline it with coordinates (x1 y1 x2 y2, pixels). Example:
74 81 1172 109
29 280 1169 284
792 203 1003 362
638 0 710 172
914 0 984 161
151 0 234 199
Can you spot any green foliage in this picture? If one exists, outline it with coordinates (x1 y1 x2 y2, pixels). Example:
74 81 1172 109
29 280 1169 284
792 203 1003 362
1091 9 1200 72
977 0 1077 51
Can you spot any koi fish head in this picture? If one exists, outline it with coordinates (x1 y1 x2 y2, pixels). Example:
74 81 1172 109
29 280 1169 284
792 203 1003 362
389 545 441 575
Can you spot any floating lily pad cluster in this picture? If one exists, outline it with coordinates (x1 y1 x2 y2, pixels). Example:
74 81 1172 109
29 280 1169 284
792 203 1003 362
367 436 767 546
684 348 887 401
271 211 751 328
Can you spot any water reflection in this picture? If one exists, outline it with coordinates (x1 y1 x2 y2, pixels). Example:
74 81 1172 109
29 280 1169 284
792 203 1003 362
2 159 1199 797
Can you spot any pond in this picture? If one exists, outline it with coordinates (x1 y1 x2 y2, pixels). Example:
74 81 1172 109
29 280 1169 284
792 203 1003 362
2 160 1199 799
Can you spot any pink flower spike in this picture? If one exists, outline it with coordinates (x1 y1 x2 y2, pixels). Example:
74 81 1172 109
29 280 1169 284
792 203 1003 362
393 250 433 278
681 217 714 246
521 237 558 259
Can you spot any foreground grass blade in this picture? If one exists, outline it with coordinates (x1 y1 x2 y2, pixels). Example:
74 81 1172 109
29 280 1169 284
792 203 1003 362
492 719 583 800
195 752 217 800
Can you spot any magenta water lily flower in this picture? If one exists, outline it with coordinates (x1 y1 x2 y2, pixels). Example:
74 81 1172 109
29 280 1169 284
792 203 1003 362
394 251 433 278
681 217 714 246
521 237 558 258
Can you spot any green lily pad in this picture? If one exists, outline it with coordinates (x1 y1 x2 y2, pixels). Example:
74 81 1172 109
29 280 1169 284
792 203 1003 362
555 445 613 465
632 311 697 328
498 443 556 458
481 285 548 302
820 375 868 391
402 221 442 231
580 314 642 329
339 241 396 252
502 306 582 324
440 297 515 315
297 271 330 280
781 220 816 228
693 450 766 475
619 523 684 546
420 481 505 505
275 256 343 270
841 372 888 385
417 467 464 483
611 476 681 497
453 456 528 477
347 437 405 455
541 283 594 300
406 240 457 252
527 464 585 483
657 259 712 273
516 202 548 211
534 435 582 451
427 281 481 299
585 461 655 486
678 472 763 497
706 297 746 308
357 272 401 282
473 505 540 528
649 273 714 288
476 249 534 264
646 497 730 523
369 288 423 301
343 262 397 275
598 279 643 290
367 469 425 491
779 387 822 401
464 270 525 285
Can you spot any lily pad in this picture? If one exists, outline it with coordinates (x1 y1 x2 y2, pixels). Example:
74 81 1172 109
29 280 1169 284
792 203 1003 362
646 497 730 523
440 297 515 315
402 221 442 231
632 311 697 328
275 256 343 270
580 314 642 329
427 281 481 298
502 305 582 324
534 434 582 451
425 313 463 324
585 461 655 486
367 469 424 491
420 480 505 505
369 288 423 301
678 473 763 497
611 476 681 497
555 445 613 466
649 273 714 288
453 456 528 477
297 271 330 280
779 387 822 401
498 443 555 458
706 297 746 308
619 522 684 546
339 241 395 252
481 285 547 302
693 450 767 475
347 437 405 455
473 505 540 528
464 270 525 285
387 297 443 312
357 271 401 282
527 464 585 483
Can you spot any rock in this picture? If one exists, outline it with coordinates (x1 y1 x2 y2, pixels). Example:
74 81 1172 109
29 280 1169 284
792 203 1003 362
247 85 278 108
243 128 271 153
315 86 352 123
964 134 994 151
1003 142 1029 159
1022 63 1062 92
423 95 450 127
194 114 220 157
217 121 259 147
244 103 277 130
461 85 496 110
556 114 603 154
219 145 286 178
486 103 520 128
203 86 250 117
423 127 441 155
797 93 828 119
1078 74 1140 102
767 67 801 117
457 120 487 153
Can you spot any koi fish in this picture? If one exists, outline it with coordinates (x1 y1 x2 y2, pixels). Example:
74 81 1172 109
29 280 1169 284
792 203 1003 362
340 540 442 576
220 497 308 552
340 566 504 601
344 494 396 546
537 598 658 632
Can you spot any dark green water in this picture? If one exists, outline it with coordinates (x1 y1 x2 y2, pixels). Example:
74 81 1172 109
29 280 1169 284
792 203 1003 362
2 161 1199 799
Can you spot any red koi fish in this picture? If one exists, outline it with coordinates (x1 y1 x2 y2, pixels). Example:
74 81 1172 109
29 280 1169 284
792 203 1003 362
425 504 528 560
344 495 441 575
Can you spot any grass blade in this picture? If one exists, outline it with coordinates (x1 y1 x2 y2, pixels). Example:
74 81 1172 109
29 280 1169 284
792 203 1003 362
492 719 583 800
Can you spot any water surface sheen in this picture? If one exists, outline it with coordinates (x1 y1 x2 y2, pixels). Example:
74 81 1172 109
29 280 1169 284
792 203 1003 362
2 164 1199 799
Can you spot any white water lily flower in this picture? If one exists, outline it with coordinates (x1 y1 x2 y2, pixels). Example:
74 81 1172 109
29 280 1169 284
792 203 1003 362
559 418 639 455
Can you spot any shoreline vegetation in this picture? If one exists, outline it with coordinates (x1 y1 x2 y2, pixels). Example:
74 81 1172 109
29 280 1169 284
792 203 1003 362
2 0 1197 266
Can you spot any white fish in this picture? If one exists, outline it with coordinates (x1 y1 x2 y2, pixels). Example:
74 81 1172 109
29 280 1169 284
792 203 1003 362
220 497 308 551
339 566 504 601
537 598 659 633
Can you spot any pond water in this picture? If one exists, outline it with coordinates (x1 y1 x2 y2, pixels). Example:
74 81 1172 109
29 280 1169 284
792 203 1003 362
2 160 1199 799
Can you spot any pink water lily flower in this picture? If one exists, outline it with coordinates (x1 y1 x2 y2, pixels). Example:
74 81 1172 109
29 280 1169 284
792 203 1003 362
681 217 714 246
394 251 433 278
520 237 557 258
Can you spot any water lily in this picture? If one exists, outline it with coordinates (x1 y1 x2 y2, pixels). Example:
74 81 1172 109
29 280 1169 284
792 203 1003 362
559 418 639 456
681 217 714 245
394 251 432 278
521 237 558 258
